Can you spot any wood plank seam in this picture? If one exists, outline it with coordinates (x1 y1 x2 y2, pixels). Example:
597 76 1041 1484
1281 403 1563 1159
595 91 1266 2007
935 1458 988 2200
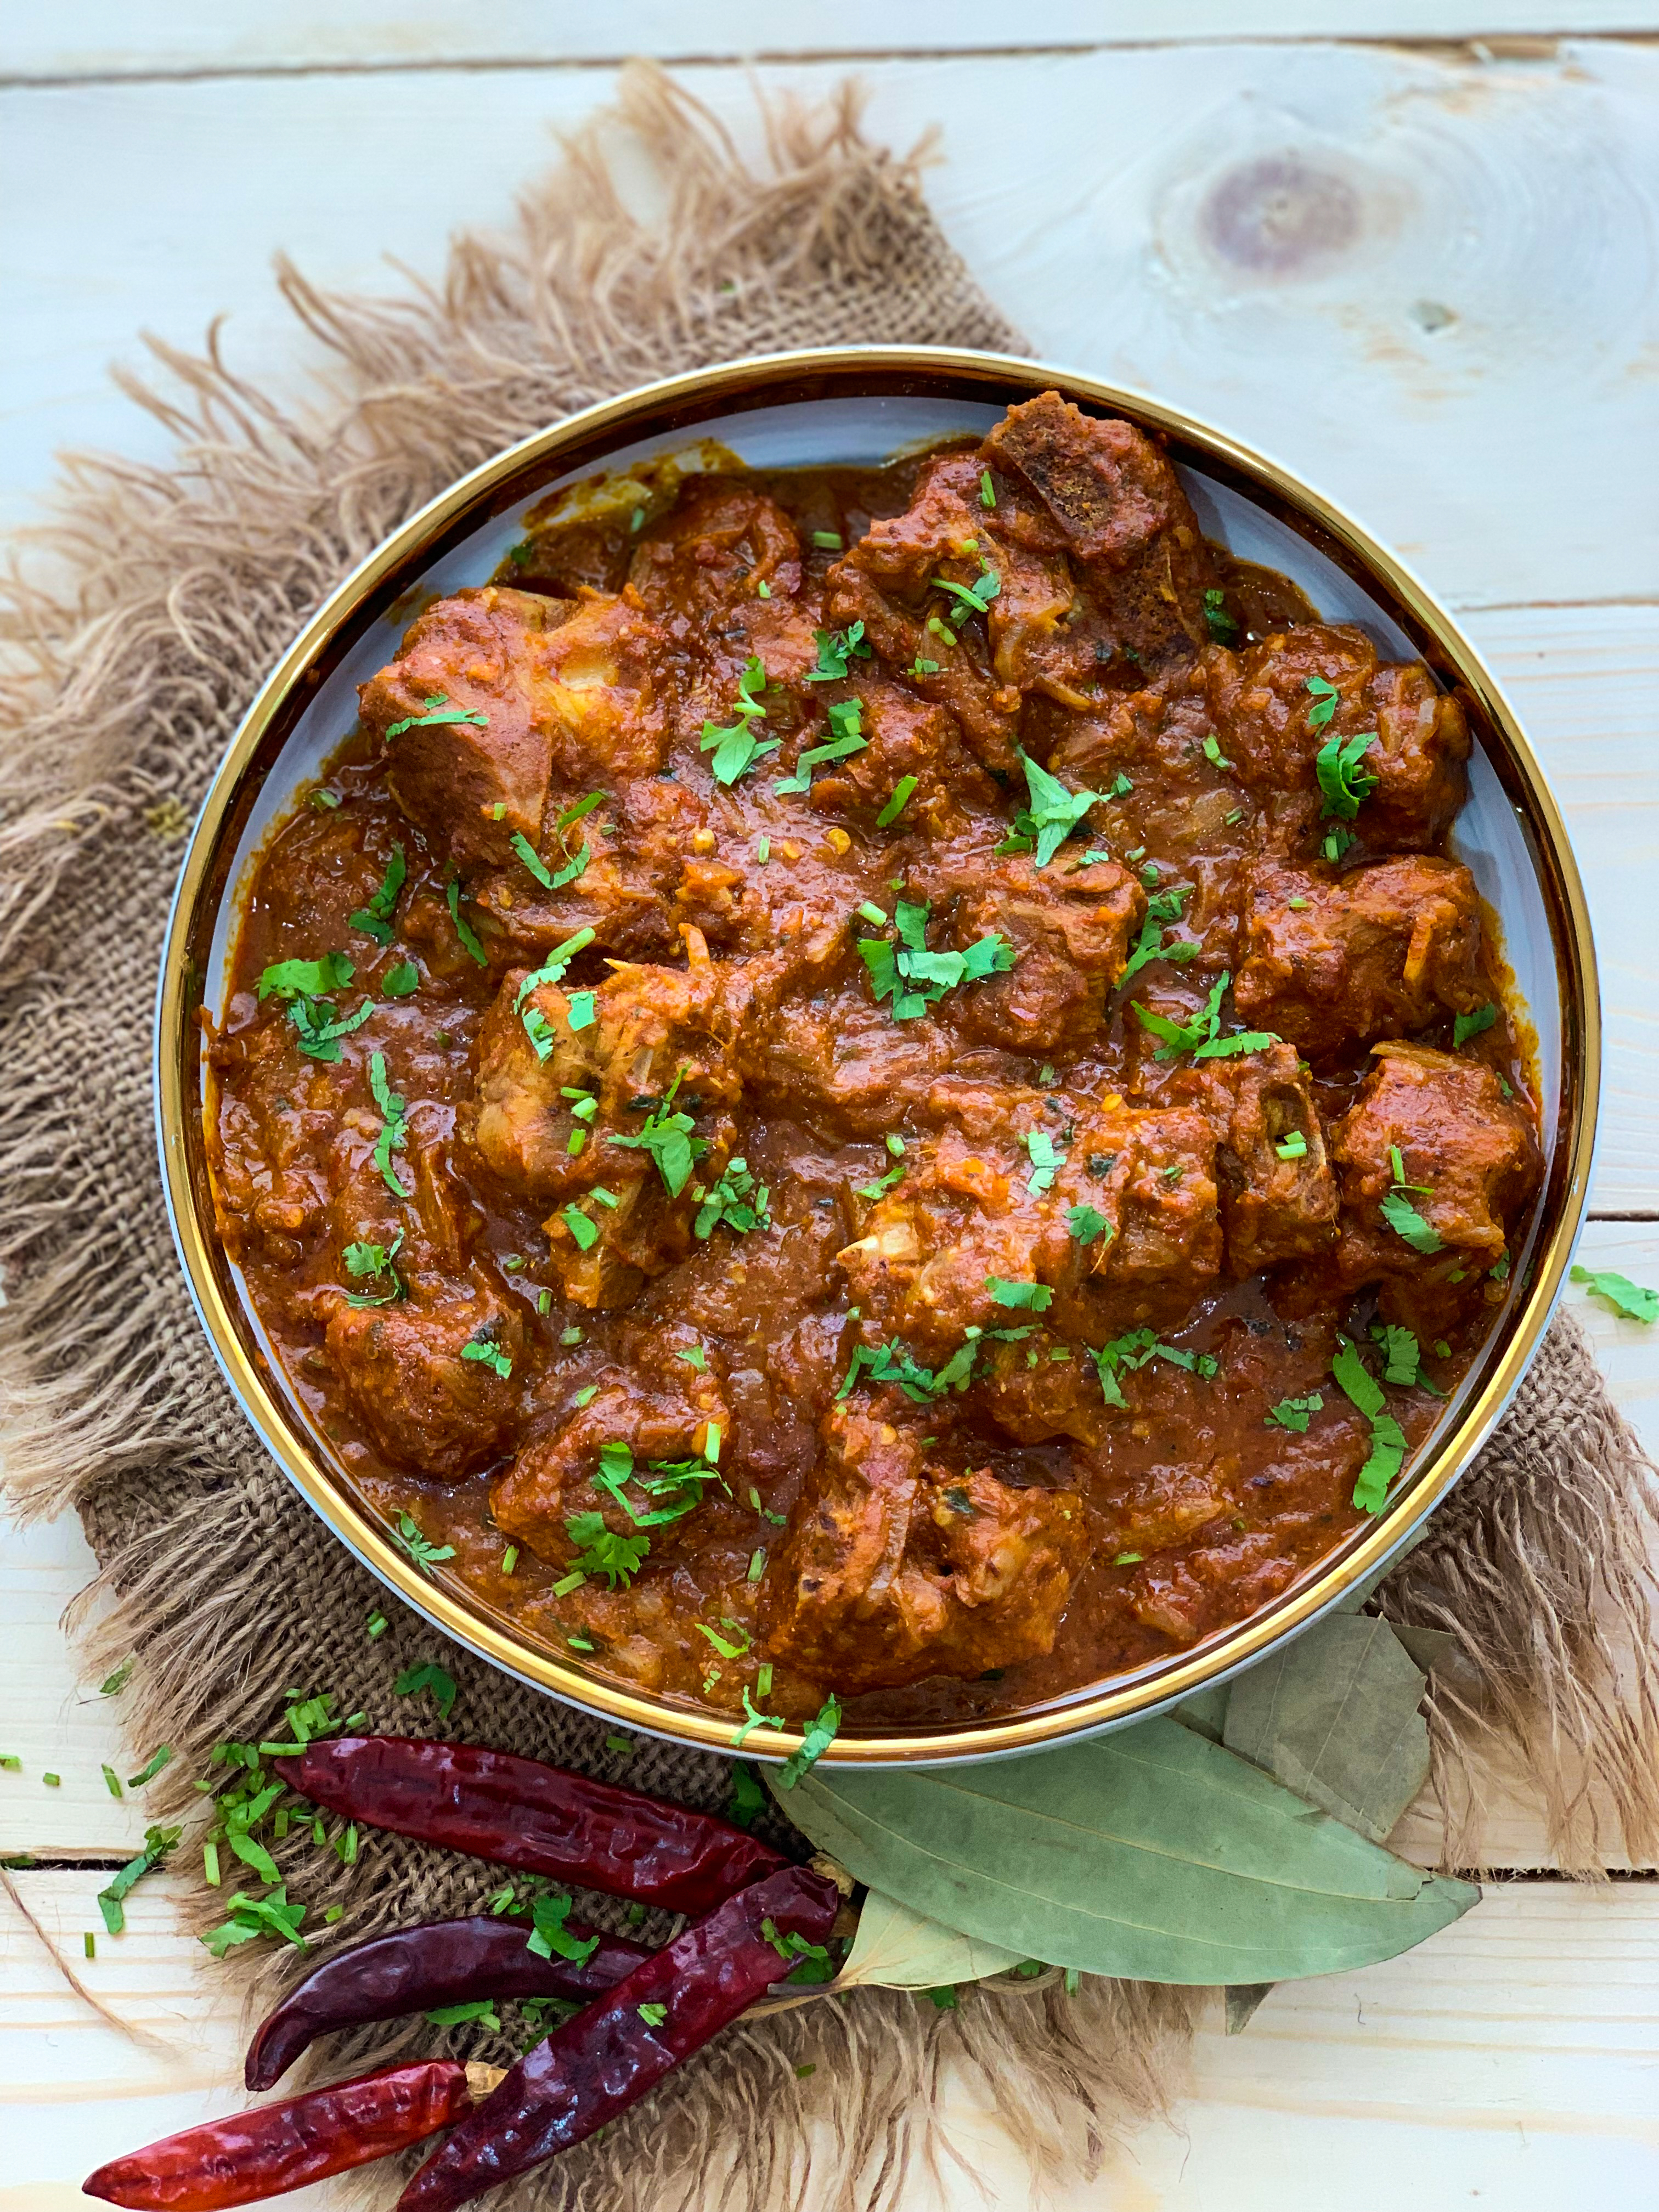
7 32 1659 92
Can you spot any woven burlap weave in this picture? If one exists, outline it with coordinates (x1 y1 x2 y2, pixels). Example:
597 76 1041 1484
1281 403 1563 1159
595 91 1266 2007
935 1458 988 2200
2 65 1656 2212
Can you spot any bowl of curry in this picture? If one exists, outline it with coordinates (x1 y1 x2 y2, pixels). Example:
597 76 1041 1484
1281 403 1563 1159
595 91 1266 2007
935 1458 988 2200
157 349 1598 1768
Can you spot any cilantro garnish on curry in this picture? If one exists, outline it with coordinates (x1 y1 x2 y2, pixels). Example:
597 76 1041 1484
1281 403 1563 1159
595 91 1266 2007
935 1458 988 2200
207 391 1539 1730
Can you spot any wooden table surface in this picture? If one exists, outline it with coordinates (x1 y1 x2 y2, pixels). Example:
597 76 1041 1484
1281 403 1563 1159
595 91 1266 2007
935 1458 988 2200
3 7 1656 2205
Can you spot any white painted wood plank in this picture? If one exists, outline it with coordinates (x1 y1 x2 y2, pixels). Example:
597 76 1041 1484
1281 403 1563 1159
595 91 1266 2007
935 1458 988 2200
3 44 1658 611
4 1870 1656 2208
5 4 1655 84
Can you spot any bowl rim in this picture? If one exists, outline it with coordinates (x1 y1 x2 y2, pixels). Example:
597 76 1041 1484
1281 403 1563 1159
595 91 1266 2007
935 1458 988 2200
154 343 1600 1768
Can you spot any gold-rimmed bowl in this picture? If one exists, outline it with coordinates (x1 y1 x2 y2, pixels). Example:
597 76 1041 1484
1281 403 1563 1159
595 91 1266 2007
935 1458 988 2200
155 347 1599 1770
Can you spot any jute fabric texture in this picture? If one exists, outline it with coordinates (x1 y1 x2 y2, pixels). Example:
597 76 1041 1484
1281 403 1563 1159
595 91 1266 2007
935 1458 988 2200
2 66 1655 2212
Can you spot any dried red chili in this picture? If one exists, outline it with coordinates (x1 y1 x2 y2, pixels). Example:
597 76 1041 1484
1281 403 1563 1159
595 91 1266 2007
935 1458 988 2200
245 1911 652 2089
83 2058 472 2210
274 1736 783 1914
395 1864 840 2211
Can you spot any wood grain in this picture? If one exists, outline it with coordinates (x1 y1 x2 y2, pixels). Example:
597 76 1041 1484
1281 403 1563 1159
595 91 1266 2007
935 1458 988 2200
6 4 1655 84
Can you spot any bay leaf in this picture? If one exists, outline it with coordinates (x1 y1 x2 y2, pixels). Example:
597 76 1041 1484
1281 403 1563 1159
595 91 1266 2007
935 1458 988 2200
777 1718 1477 1986
1224 1982 1275 2034
838 1888 1026 1991
1221 1613 1429 1846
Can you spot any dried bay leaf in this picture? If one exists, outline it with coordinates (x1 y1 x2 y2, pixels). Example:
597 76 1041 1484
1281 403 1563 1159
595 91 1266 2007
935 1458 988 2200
1221 1614 1430 1846
778 1718 1477 1987
839 1889 1025 1991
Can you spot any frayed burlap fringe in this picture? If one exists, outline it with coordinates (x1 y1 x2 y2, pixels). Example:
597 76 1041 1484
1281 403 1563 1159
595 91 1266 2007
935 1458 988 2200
1 59 1655 2212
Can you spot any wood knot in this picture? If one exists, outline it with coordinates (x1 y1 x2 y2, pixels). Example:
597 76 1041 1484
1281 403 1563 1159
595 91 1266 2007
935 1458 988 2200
1200 153 1361 277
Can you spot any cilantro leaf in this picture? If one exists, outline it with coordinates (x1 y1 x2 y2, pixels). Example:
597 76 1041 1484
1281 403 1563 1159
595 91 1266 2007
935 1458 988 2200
1024 1127 1068 1195
526 1891 601 1966
876 775 919 827
1303 674 1340 731
368 1051 411 1199
200 1885 308 1959
1011 752 1108 868
342 1229 404 1307
461 1331 513 1380
1330 1335 1409 1514
394 1660 458 1722
283 988 376 1064
559 1514 648 1590
382 958 420 998
1266 1391 1323 1434
445 879 489 966
608 1066 706 1198
383 692 490 740
930 562 1001 624
510 831 554 888
694 1158 771 1240
987 1278 1053 1311
859 896 1017 1023
1454 1002 1498 1048
1202 587 1238 645
1315 727 1380 821
1192 1028 1279 1060
803 622 870 683
1118 885 1197 985
701 657 778 786
1571 1266 1658 1323
776 1694 842 1790
775 696 868 794
347 846 407 944
97 1822 181 1936
394 1510 455 1576
1380 1188 1443 1254
1065 1203 1111 1245
258 953 354 1002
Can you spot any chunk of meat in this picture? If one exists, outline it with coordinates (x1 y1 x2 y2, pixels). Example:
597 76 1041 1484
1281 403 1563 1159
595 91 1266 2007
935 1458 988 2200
358 588 573 870
920 853 1146 1054
799 673 998 831
981 390 1218 674
489 1359 730 1570
626 479 820 687
1233 855 1487 1058
977 1334 1107 1447
1189 1042 1340 1274
744 967 955 1141
1329 1042 1539 1312
761 1404 1083 1692
1203 625 1470 850
1048 1102 1223 1328
324 1280 524 1480
466 928 743 1306
823 452 1025 773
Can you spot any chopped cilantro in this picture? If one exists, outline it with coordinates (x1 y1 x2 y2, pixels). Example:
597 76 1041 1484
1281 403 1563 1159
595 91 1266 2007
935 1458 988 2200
1024 1127 1067 1195
1090 1327 1217 1407
201 1884 308 1959
526 1891 601 1966
368 1051 411 1199
693 1158 771 1239
676 1345 707 1370
1266 1392 1324 1434
1303 674 1340 731
804 622 870 683
394 1510 456 1576
838 1335 978 1404
1331 1335 1409 1515
394 1660 459 1722
1201 732 1233 770
608 1066 706 1198
1002 752 1107 867
979 469 996 509
1202 587 1238 645
514 928 596 1059
775 697 867 794
638 2001 669 2027
559 1512 648 1592
931 561 1001 625
97 1822 181 1937
347 845 407 944
461 1333 513 1380
1454 1002 1499 1047
342 1229 405 1307
732 1685 784 1747
383 692 490 741
855 1162 906 1200
445 879 489 966
726 1763 767 1830
876 775 919 827
812 530 844 551
1316 727 1379 821
1571 1266 1658 1323
427 1999 501 2030
1065 1203 1111 1245
1118 885 1198 986
987 1278 1053 1311
561 1205 599 1251
1132 970 1277 1062
258 952 354 1003
701 657 778 786
1380 1188 1442 1255
1274 1131 1308 1161
382 958 420 998
100 1661 133 1697
510 831 554 888
907 655 942 678
859 896 1016 1023
776 1694 842 1790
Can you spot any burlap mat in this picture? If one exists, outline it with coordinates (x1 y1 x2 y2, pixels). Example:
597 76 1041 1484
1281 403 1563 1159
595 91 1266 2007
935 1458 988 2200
2 65 1656 2212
